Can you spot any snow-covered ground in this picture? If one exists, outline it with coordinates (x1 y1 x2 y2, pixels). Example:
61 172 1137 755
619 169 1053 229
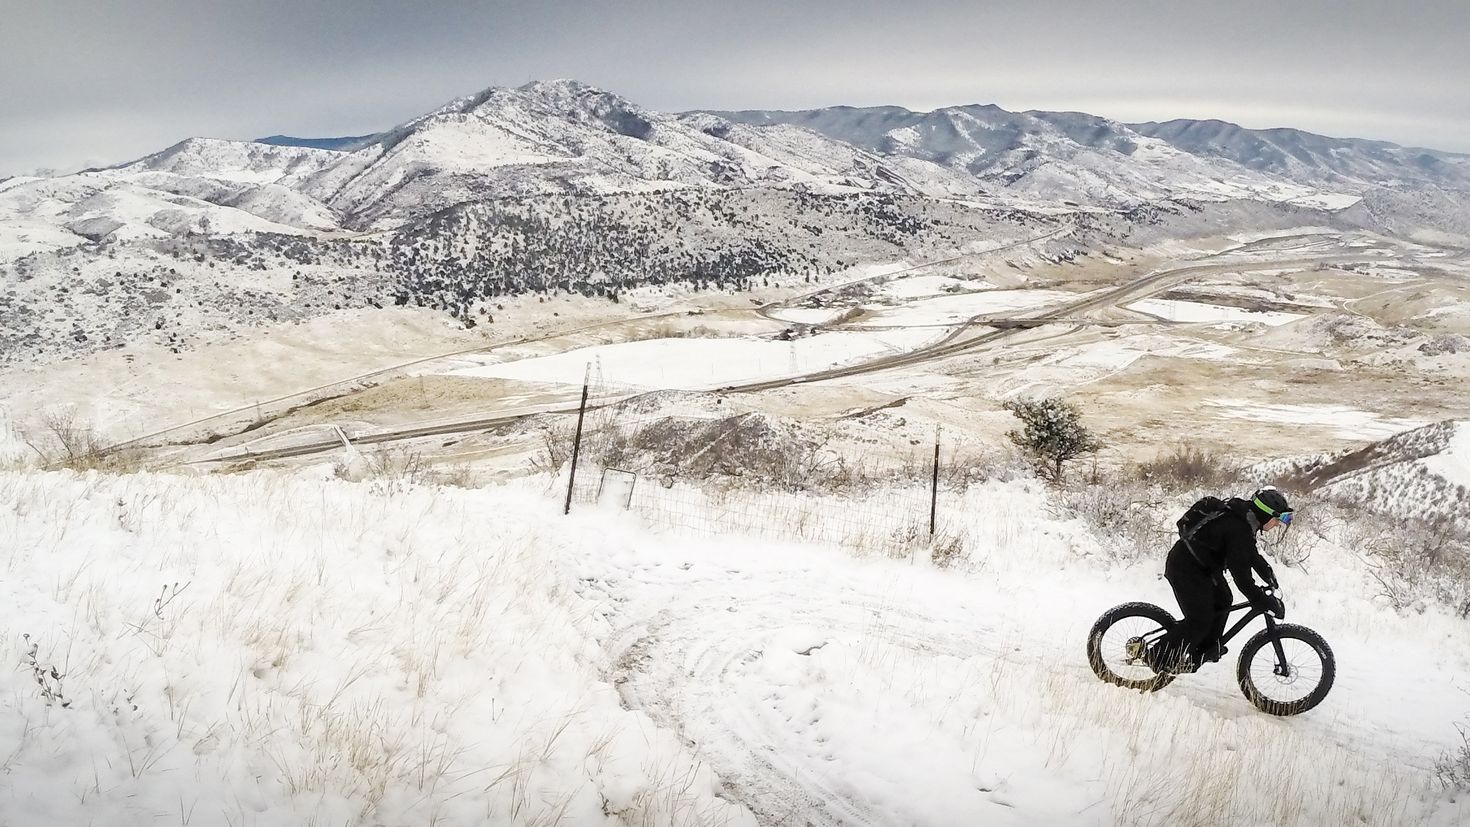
873 274 991 300
1203 399 1432 441
1050 336 1238 370
441 328 943 390
2 470 1467 825
855 289 1077 327
1126 298 1306 327
764 307 849 325
1420 421 1470 488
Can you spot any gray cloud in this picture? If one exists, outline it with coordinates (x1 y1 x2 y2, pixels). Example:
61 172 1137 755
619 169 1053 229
3 0 1467 175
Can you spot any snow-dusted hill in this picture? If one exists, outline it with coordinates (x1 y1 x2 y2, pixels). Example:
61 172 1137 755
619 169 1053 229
2 467 1467 825
9 78 1469 252
1289 419 1470 526
1130 118 1470 189
710 105 1470 227
3 78 1467 367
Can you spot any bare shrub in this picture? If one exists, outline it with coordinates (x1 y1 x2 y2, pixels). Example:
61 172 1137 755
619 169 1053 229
1339 510 1470 615
1051 479 1171 562
1136 445 1241 488
528 422 573 477
931 446 1029 488
591 413 851 492
337 448 431 494
626 321 742 342
929 531 966 568
431 464 478 489
19 409 148 473
1436 722 1470 792
21 634 69 708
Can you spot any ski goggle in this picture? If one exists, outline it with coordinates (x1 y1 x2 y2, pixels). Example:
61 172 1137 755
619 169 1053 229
1253 496 1293 525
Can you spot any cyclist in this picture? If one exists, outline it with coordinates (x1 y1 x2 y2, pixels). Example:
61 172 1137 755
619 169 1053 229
1147 487 1292 674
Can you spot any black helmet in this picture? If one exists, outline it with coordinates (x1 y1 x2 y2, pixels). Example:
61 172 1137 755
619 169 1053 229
1251 486 1293 526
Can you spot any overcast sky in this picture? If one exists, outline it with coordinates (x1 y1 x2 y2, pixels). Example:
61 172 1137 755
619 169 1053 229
4 0 1467 176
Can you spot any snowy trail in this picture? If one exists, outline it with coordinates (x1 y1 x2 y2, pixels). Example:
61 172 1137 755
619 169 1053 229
4 471 1465 825
570 518 1470 826
590 553 1032 825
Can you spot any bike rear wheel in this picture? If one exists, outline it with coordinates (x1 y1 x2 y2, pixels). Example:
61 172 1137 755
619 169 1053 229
1236 623 1335 716
1087 602 1176 692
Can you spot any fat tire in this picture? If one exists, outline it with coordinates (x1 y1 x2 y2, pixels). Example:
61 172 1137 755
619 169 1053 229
1236 623 1335 716
1087 601 1177 692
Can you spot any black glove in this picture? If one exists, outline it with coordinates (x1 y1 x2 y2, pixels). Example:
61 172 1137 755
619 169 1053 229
1251 593 1286 618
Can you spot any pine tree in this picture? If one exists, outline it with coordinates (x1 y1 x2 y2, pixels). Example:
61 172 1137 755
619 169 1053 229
1004 397 1102 481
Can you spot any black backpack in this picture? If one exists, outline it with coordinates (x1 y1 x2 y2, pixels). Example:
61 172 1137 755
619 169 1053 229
1177 496 1230 543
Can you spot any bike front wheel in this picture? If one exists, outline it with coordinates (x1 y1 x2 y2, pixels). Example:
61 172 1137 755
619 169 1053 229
1236 623 1335 716
1087 602 1177 692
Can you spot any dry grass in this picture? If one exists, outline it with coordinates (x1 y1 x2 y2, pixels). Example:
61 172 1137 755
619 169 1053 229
334 447 479 492
1050 477 1173 562
16 409 151 473
928 531 966 568
1436 723 1470 792
1133 445 1242 489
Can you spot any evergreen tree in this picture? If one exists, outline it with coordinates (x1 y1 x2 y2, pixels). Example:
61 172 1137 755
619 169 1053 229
1004 397 1102 481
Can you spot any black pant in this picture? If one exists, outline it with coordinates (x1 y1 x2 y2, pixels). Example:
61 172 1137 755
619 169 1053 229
1158 541 1231 663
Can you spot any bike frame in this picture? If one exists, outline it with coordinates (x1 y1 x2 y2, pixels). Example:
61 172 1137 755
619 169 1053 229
1138 596 1293 677
1216 600 1293 677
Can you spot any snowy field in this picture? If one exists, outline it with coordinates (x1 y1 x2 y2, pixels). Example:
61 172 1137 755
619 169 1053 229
855 288 1076 327
1126 298 1305 327
2 470 1468 825
442 329 943 390
873 274 990 300
1203 399 1431 441
764 307 848 325
1420 421 1470 489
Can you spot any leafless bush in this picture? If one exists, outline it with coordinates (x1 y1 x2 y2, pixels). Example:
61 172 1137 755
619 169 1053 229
19 409 148 473
1051 478 1171 562
626 321 742 342
590 414 853 492
336 448 431 494
929 446 1029 488
1436 723 1470 792
1339 510 1470 615
929 532 967 568
431 464 478 489
1135 445 1242 488
528 422 574 476
339 448 478 492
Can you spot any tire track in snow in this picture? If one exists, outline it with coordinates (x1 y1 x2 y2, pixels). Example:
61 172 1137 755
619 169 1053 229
593 562 1013 826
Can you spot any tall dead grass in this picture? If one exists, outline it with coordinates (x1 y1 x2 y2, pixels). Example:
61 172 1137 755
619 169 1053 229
16 409 150 473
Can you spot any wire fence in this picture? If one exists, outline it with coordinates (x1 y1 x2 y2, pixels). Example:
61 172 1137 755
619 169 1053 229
561 363 976 560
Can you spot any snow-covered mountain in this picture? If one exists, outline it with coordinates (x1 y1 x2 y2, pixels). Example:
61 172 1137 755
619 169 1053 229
1130 119 1469 187
5 79 1468 255
3 78 1468 366
708 104 1470 219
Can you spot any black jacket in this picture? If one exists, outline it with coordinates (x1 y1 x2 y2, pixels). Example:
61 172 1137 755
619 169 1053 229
1183 498 1277 603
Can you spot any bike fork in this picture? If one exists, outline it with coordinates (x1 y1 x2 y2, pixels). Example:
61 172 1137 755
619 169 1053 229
1263 615 1292 678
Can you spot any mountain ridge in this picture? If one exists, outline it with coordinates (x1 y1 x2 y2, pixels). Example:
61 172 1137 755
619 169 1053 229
2 79 1466 366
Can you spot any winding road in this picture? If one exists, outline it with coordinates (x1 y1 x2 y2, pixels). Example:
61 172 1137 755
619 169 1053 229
177 246 1378 465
